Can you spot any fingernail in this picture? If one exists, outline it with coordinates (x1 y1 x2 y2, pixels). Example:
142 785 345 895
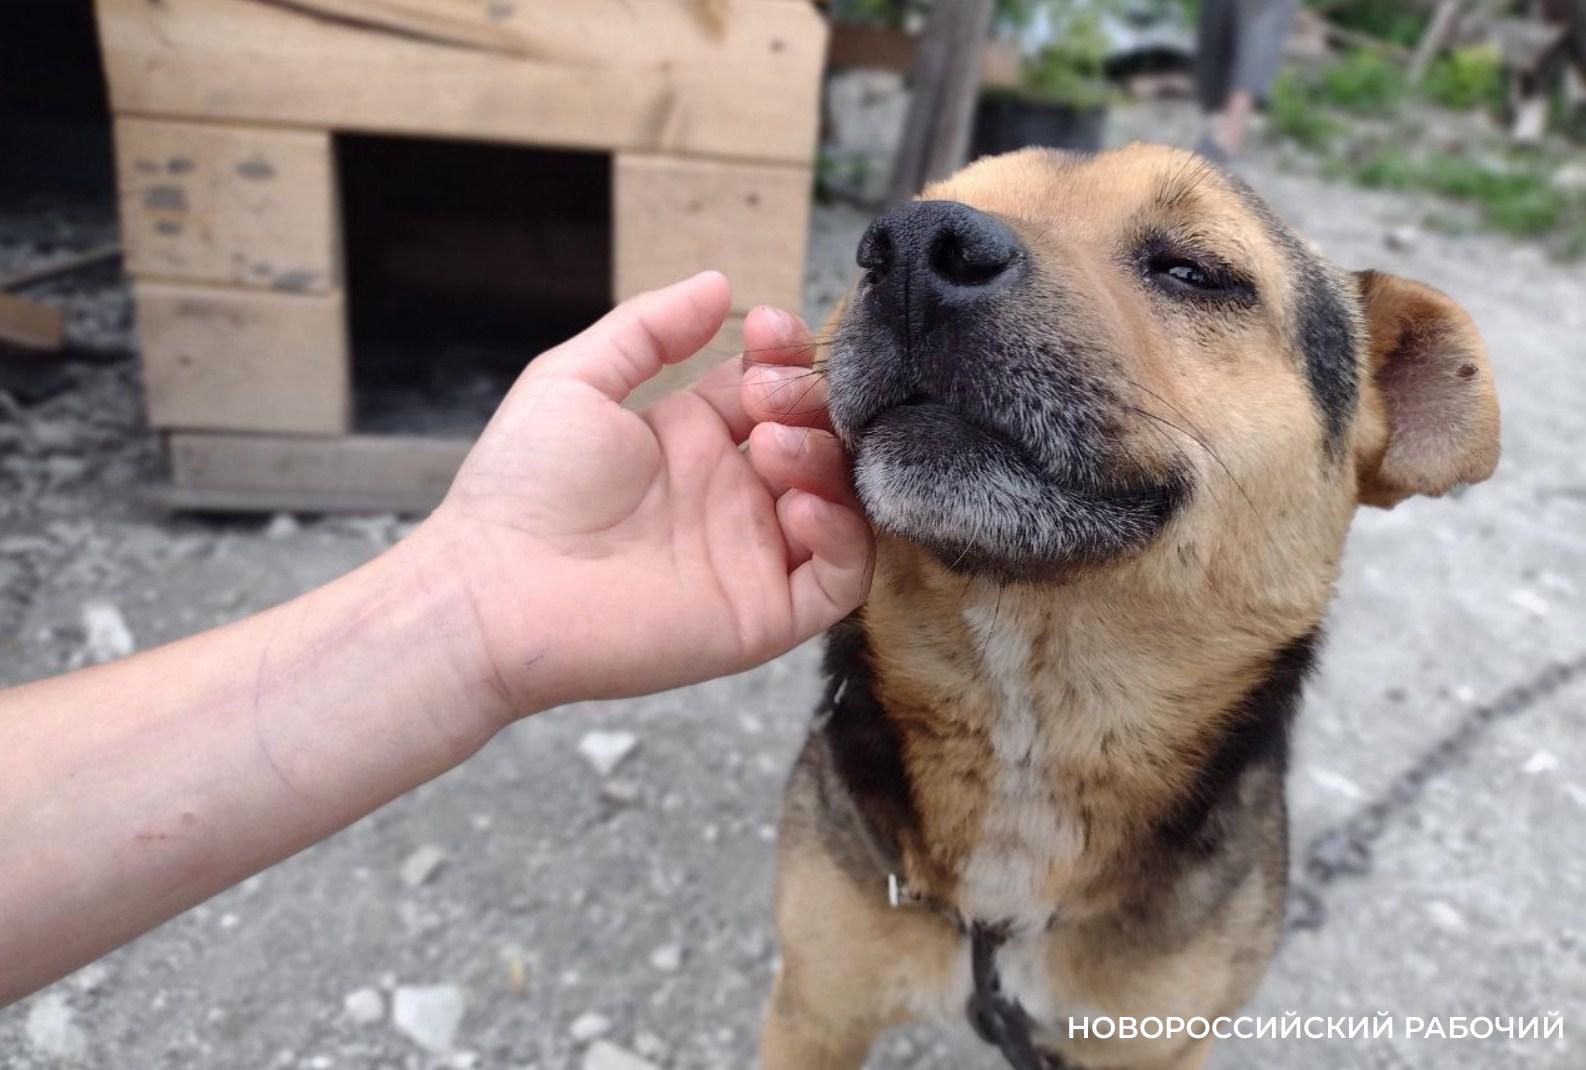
768 421 804 451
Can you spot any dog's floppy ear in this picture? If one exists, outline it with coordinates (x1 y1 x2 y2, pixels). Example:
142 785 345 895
1352 270 1499 508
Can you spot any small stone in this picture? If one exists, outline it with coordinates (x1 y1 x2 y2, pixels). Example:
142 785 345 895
1522 750 1559 776
632 1032 667 1060
1384 225 1418 252
1426 901 1467 932
569 1012 612 1042
219 912 241 929
45 455 89 485
1508 588 1550 617
600 780 641 806
26 992 88 1060
391 984 466 1053
581 1042 659 1070
307 1056 334 1070
265 512 300 539
577 731 639 777
71 962 112 994
648 944 682 973
1309 767 1363 799
81 600 134 663
400 844 449 888
343 987 385 1025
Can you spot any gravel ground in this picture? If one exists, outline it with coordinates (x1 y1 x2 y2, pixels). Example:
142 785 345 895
2 101 1584 1069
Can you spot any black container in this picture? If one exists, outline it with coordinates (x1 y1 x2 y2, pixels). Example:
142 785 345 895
971 92 1107 156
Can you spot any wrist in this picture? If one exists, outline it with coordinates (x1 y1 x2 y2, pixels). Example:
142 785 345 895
388 514 574 731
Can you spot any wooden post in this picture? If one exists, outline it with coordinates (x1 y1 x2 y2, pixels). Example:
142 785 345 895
887 0 996 203
1410 0 1465 85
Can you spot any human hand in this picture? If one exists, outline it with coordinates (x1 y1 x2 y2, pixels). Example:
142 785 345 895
407 272 872 724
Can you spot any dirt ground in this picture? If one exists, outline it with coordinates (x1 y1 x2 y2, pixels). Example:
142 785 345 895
2 101 1584 1069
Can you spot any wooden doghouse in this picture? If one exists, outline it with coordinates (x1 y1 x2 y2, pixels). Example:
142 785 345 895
94 0 826 511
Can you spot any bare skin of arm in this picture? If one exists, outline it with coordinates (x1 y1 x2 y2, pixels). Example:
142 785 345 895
0 273 867 1005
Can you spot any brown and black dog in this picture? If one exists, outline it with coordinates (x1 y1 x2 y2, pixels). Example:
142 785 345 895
759 145 1500 1070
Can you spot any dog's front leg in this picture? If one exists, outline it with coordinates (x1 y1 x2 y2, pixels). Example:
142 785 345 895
759 965 883 1070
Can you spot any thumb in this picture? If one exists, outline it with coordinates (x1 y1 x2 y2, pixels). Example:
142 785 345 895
534 271 731 402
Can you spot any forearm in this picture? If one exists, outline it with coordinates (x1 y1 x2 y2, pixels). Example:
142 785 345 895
0 525 518 1003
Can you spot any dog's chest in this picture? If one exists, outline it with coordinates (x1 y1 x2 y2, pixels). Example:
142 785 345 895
957 600 1083 933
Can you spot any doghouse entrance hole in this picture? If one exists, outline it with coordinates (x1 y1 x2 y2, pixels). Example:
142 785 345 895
336 134 613 436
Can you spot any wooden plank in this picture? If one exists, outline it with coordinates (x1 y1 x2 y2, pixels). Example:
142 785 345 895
888 0 995 202
168 432 469 501
826 23 1022 89
625 314 743 411
116 119 339 293
614 156 809 313
94 0 828 164
135 282 350 433
0 292 66 351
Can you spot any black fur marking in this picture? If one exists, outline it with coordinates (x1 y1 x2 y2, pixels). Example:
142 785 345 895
1156 630 1320 854
1221 174 1360 449
817 616 921 874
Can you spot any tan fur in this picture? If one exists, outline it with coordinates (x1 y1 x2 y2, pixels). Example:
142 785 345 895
762 144 1498 1069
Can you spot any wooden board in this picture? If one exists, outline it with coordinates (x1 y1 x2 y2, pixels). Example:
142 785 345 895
826 23 1022 89
116 119 339 294
0 292 66 351
614 155 809 314
625 313 744 411
94 0 827 164
135 282 350 433
169 432 469 502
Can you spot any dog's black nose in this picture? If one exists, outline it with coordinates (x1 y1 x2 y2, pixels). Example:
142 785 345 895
856 201 1023 318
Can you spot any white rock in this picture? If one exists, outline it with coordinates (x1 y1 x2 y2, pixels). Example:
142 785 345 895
632 1032 667 1060
81 600 134 663
569 1011 612 1042
1426 900 1467 933
1507 588 1550 617
400 844 448 888
26 992 88 1060
1522 750 1559 776
577 731 639 777
264 512 300 539
391 984 466 1053
71 962 112 994
581 1042 659 1070
1309 768 1363 799
1384 225 1418 252
343 986 385 1025
648 943 683 973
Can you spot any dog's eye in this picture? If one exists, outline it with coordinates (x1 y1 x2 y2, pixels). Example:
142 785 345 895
1151 257 1220 292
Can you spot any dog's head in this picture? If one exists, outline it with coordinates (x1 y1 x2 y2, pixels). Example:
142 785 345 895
827 145 1499 585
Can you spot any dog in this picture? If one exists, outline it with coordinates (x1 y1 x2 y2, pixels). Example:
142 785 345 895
758 144 1500 1070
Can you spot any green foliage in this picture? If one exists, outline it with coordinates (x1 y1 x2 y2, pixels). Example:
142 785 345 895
1310 0 1428 49
1345 145 1582 240
1316 50 1407 115
1423 47 1505 112
1268 70 1342 149
1006 3 1117 111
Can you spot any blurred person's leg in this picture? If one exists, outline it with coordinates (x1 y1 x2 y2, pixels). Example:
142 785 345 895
1199 0 1298 160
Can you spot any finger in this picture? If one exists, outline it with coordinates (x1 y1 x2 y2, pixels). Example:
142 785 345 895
674 355 756 443
741 304 817 368
534 271 731 402
776 490 815 568
781 491 875 639
741 306 832 431
748 422 857 510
